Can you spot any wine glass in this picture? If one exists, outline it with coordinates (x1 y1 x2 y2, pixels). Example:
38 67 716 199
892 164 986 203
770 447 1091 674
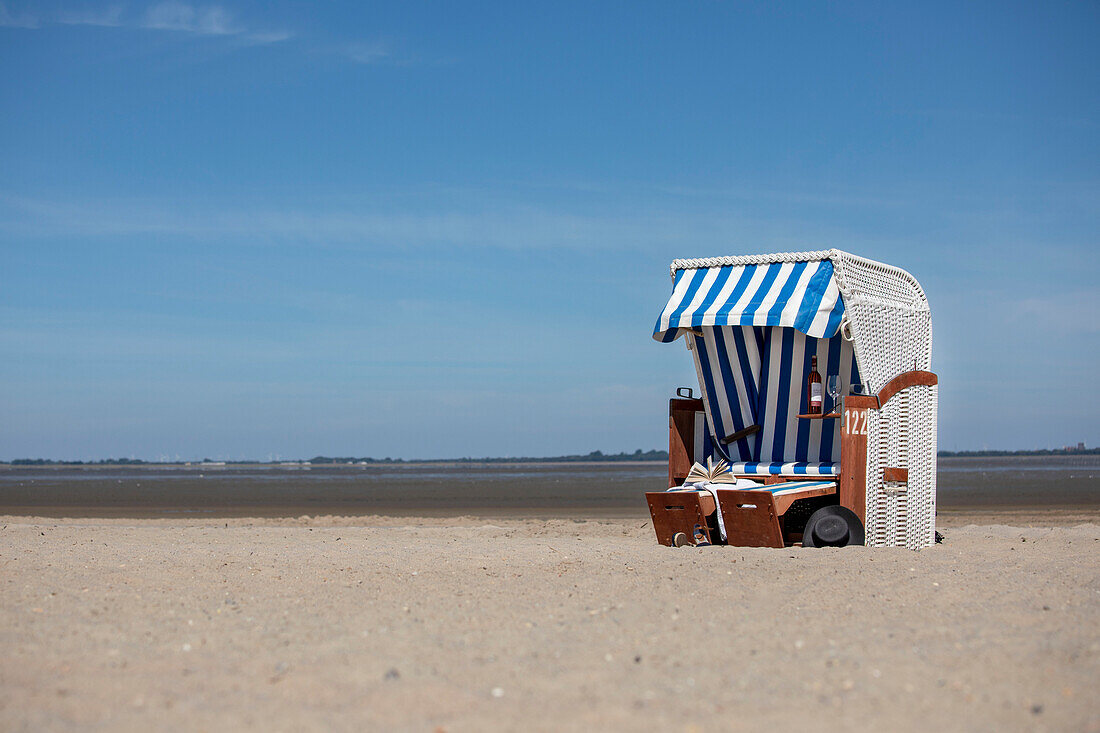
826 375 842 415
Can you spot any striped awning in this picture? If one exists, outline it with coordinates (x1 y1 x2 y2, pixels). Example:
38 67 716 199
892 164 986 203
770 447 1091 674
653 259 846 342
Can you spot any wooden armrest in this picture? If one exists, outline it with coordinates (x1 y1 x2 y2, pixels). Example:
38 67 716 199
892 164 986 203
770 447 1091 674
847 371 938 410
720 424 761 445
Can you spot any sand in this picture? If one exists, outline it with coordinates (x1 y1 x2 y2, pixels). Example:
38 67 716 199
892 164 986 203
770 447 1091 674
2 514 1098 731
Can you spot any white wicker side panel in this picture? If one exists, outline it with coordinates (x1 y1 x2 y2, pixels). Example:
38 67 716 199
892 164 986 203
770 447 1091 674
907 384 938 549
832 251 936 550
863 384 938 549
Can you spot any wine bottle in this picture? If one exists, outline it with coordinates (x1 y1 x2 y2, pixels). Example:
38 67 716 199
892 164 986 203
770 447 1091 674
807 355 823 414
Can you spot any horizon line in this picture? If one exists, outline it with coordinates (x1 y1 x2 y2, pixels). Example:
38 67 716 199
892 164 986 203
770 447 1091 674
4 445 1097 466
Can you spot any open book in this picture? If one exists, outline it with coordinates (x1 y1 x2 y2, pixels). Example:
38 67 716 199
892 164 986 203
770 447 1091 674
684 457 740 484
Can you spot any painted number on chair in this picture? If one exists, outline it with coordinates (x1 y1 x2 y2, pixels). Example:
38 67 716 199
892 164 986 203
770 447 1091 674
844 409 867 436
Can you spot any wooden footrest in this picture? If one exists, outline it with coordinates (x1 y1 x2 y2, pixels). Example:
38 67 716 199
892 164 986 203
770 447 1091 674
645 491 719 546
716 481 839 548
714 489 784 548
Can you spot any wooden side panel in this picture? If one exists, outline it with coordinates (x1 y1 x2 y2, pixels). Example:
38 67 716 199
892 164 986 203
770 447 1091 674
668 398 703 488
715 489 784 548
840 401 870 524
645 491 717 546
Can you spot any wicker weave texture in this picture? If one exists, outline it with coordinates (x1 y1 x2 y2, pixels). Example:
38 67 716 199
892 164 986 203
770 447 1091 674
830 252 936 549
863 384 938 548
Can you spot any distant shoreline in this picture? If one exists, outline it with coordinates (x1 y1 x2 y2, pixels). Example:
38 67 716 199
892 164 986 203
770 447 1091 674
3 447 1097 467
936 448 1098 457
0 459 670 470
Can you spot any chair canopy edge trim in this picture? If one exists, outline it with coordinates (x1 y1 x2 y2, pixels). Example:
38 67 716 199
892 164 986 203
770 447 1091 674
669 250 837 278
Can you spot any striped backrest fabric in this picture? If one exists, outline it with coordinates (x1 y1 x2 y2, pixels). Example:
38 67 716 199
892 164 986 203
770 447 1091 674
689 326 762 462
690 326 860 464
756 328 860 463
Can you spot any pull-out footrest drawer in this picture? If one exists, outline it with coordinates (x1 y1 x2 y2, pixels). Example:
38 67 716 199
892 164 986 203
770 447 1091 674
645 492 719 546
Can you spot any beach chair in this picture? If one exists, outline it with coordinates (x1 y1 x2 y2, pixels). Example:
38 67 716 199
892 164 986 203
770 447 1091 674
645 250 938 549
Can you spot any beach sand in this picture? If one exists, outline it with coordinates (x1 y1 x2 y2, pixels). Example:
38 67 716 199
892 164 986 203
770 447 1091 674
2 513 1097 731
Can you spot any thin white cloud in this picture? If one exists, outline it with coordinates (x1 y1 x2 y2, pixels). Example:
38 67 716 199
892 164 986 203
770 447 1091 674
2 3 405 60
140 2 289 43
1010 292 1100 335
0 1 37 27
343 40 390 65
246 29 292 44
345 41 444 67
142 2 233 35
0 2 290 43
0 191 734 251
57 5 124 27
4 183 1097 253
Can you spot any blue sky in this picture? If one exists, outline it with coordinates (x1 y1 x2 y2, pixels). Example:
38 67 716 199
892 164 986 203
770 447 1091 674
1 1 1097 460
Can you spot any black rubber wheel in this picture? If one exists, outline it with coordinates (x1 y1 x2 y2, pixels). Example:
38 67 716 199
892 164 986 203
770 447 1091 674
802 506 865 547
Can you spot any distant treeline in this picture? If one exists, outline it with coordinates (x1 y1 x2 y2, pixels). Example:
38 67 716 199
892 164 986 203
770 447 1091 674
304 449 672 464
10 457 151 465
6 449 671 466
937 448 1099 457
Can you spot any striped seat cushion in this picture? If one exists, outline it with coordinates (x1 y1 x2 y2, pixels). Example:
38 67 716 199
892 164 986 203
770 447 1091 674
745 479 838 495
728 462 838 477
670 479 837 499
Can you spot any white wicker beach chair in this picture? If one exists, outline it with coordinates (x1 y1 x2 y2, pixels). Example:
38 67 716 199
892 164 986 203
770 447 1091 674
645 250 938 550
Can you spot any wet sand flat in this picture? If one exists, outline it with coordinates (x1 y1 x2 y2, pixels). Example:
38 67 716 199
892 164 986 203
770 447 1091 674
2 456 1097 519
1 514 1097 731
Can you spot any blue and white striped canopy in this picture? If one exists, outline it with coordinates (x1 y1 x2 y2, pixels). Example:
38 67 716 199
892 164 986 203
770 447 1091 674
653 259 845 342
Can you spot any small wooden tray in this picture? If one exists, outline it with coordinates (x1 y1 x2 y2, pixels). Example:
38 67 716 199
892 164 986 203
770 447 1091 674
797 413 840 419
